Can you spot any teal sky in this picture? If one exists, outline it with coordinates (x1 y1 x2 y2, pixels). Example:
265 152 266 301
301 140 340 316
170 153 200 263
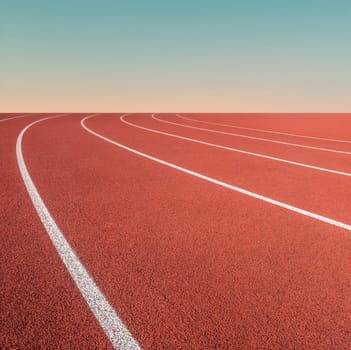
1 0 350 111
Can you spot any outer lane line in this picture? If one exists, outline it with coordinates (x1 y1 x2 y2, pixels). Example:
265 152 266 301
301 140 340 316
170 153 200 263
119 114 351 178
81 114 351 232
16 114 141 350
178 113 351 144
152 115 351 156
0 114 34 122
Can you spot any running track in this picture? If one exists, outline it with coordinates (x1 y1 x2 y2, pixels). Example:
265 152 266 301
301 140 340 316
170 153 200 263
1 113 351 349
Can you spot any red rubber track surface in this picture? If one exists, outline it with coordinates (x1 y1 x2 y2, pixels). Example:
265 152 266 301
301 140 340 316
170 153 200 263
0 114 32 121
2 113 351 349
104 114 351 223
0 114 112 349
153 114 351 170
0 114 15 120
181 113 351 140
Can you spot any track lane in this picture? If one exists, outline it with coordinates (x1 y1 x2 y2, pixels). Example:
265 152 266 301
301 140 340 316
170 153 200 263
17 114 140 350
178 113 351 145
90 114 351 232
0 113 34 122
0 113 10 119
111 114 351 224
122 114 351 178
22 114 351 349
155 114 351 155
1 114 113 349
138 114 351 176
179 113 351 143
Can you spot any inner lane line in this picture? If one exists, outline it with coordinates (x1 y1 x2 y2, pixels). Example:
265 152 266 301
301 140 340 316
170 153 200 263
17 114 141 350
0 114 34 122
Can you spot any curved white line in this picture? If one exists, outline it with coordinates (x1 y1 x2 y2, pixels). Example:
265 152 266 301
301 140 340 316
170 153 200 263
121 114 351 177
81 114 351 232
16 114 141 350
152 115 351 156
178 114 351 144
0 114 34 122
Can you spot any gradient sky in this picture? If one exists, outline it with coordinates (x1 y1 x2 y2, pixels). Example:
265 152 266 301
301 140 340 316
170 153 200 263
1 0 350 112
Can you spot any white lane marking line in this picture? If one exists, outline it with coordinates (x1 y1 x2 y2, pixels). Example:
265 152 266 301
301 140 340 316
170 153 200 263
142 114 351 177
152 115 351 156
17 114 141 350
178 114 351 144
0 114 34 122
81 114 351 232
